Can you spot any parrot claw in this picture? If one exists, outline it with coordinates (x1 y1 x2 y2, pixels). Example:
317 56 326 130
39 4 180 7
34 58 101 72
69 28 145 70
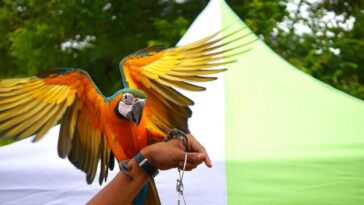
164 129 189 152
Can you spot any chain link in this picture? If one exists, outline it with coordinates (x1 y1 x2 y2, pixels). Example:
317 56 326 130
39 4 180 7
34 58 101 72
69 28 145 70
165 129 188 205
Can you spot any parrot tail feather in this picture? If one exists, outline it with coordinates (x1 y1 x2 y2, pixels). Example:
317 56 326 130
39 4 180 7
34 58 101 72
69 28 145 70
133 178 161 205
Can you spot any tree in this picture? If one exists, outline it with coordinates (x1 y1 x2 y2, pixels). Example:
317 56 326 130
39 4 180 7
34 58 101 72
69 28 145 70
0 0 363 146
229 0 364 99
0 0 209 95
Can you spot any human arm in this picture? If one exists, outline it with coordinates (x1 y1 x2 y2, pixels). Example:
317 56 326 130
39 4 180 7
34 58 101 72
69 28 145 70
86 158 148 205
87 138 209 205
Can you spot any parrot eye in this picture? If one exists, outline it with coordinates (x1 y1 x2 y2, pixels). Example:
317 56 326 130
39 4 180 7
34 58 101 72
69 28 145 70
122 93 134 105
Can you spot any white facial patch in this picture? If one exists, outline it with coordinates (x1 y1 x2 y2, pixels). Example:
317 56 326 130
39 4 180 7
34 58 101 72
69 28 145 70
118 93 146 119
118 101 133 118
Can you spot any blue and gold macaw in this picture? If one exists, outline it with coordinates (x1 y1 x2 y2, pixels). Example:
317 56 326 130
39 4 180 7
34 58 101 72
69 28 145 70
0 27 254 204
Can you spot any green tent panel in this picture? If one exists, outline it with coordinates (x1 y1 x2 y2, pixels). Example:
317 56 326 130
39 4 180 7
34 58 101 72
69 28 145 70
217 1 364 204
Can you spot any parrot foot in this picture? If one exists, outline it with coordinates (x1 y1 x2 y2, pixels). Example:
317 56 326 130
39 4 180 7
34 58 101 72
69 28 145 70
164 128 189 152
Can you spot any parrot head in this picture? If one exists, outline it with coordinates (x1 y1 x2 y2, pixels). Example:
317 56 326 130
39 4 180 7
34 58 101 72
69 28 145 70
114 88 147 126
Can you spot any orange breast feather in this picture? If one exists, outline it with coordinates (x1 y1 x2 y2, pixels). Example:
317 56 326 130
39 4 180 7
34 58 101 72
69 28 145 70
102 96 149 160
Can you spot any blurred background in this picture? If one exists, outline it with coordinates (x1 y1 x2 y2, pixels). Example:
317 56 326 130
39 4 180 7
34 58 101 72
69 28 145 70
0 0 363 145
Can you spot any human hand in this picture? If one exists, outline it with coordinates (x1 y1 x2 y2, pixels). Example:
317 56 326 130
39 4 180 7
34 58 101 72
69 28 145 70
186 134 213 168
141 136 209 171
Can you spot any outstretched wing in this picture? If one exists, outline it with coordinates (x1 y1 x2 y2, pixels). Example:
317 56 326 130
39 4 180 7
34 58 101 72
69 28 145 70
0 68 114 184
121 27 255 135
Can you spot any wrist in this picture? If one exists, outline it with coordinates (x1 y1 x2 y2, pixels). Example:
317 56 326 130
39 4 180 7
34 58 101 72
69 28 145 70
140 146 152 161
118 159 149 182
134 151 159 178
140 145 159 168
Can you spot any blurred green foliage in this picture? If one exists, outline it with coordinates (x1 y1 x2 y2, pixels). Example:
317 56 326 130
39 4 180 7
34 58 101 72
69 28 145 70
0 0 363 145
0 0 209 95
0 137 15 146
229 0 364 99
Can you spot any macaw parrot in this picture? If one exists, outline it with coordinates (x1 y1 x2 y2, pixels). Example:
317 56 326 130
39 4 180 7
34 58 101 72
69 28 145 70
0 27 254 204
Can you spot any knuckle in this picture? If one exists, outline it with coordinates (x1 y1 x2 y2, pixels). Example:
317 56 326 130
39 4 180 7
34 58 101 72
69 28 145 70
189 155 198 162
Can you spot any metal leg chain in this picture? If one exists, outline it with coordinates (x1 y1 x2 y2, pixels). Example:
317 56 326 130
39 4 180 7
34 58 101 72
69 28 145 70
165 128 189 205
177 152 187 205
176 152 187 205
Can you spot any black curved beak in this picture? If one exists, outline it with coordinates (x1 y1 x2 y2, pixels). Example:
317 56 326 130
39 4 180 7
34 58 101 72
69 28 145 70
125 100 145 126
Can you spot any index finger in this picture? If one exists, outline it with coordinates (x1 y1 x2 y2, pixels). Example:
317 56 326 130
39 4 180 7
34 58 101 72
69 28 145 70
187 134 213 168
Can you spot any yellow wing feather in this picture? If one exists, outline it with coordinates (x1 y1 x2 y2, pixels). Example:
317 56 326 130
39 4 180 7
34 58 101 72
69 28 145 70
0 69 113 185
122 26 257 134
